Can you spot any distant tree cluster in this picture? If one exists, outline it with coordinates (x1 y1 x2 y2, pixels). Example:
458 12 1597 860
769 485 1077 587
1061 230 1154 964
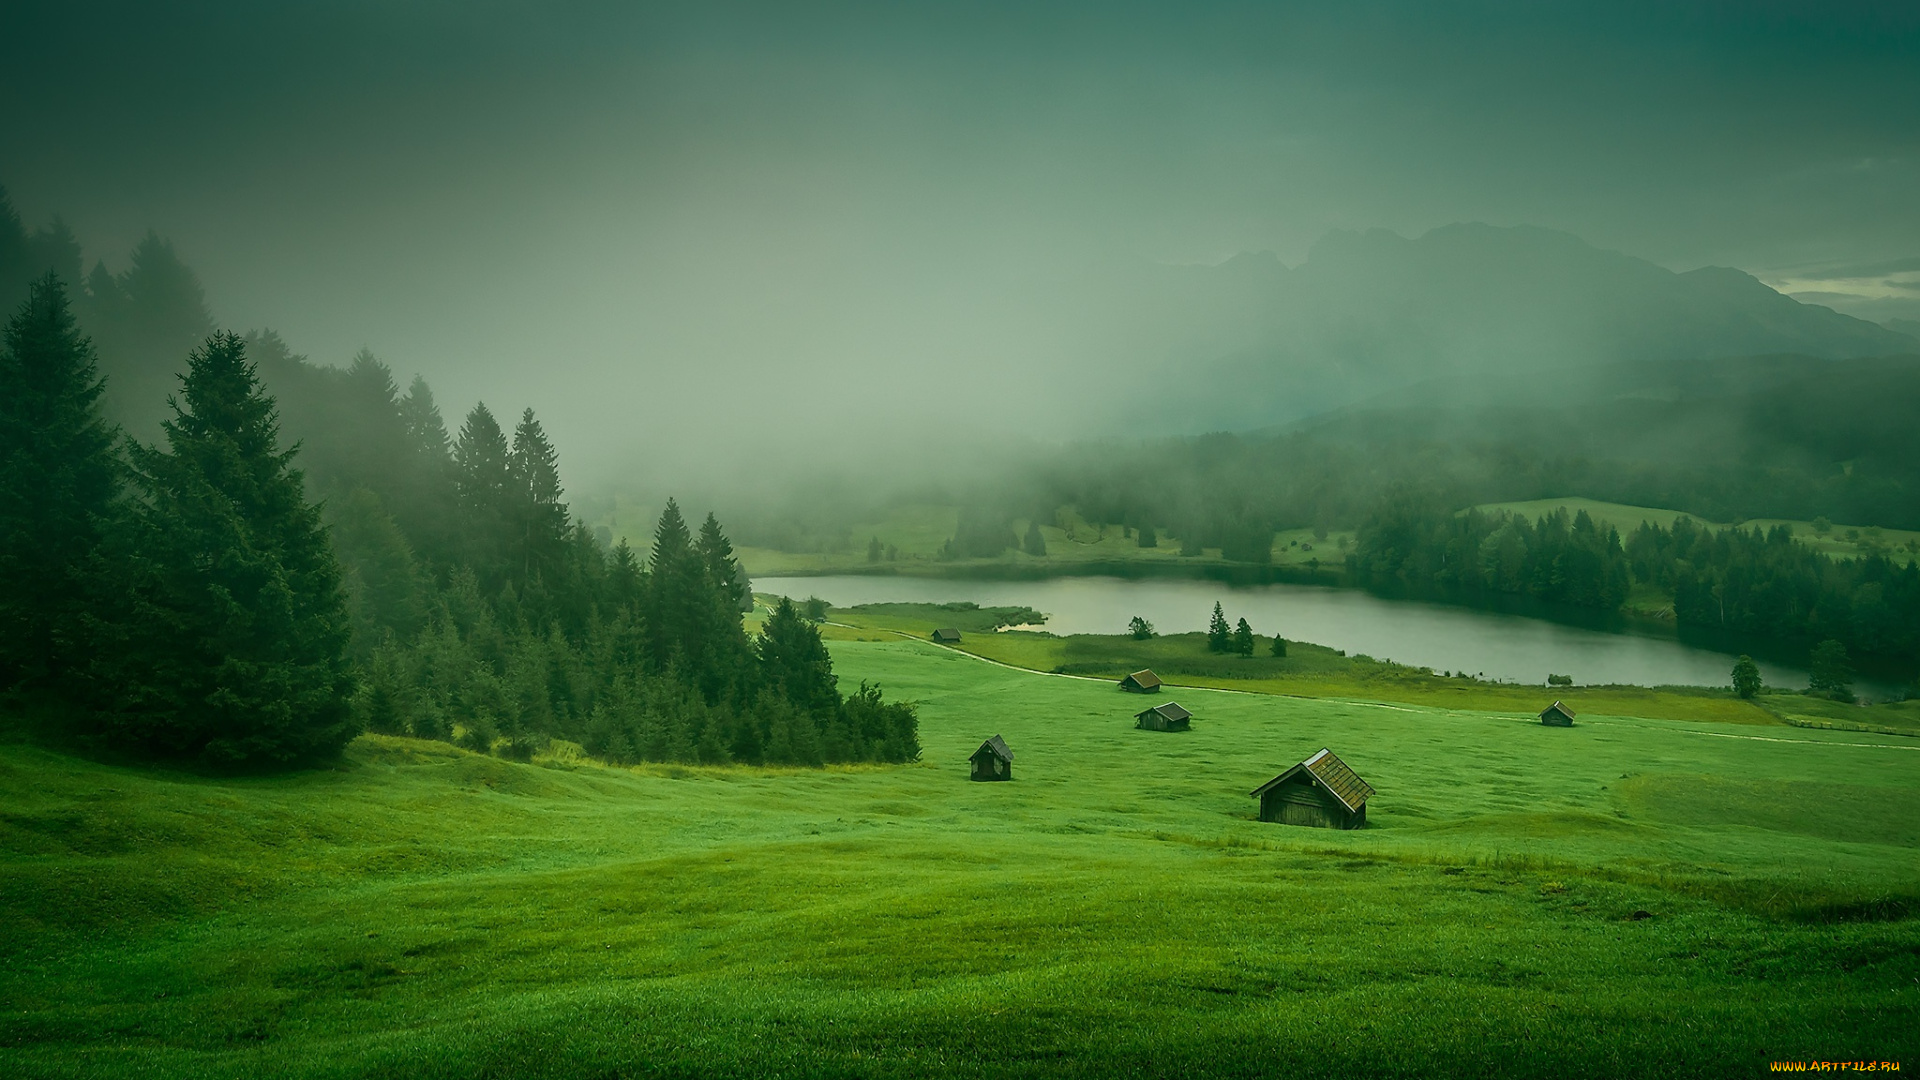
1629 518 1917 669
1353 499 1632 611
0 266 920 770
1204 602 1261 657
1351 496 1920 680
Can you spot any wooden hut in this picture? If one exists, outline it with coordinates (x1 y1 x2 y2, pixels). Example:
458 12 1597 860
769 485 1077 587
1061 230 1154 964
1134 701 1191 732
1539 701 1576 727
969 735 1013 781
1118 669 1163 694
931 628 963 644
1250 748 1373 829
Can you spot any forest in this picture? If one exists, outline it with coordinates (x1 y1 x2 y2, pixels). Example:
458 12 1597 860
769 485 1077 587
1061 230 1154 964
0 268 919 770
1348 498 1920 677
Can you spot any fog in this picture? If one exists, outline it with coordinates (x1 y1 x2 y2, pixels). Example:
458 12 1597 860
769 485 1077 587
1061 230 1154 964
5 1 1918 493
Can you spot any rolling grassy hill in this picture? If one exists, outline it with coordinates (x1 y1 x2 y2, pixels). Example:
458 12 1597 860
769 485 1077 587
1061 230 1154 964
4 637 1916 1076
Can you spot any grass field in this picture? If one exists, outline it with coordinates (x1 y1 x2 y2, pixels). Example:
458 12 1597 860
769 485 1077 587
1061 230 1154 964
4 635 1917 1077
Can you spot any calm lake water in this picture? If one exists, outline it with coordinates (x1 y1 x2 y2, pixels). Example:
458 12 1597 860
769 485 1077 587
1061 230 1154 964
757 574 1861 693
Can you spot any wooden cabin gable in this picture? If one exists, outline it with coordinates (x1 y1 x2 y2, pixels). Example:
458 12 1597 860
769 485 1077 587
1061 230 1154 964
969 735 1013 781
1540 701 1576 726
1251 749 1371 830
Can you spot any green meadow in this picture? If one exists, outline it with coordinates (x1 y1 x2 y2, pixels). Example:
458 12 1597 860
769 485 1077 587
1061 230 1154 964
4 636 1917 1078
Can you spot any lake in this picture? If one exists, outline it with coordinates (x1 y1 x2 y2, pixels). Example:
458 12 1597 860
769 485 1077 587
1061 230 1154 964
756 574 1864 693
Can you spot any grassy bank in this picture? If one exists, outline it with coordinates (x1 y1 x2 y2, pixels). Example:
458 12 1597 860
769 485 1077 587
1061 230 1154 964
817 600 1782 726
6 637 1914 1076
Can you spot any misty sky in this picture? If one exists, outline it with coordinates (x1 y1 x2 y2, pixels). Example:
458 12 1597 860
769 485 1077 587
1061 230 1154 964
5 1 1918 486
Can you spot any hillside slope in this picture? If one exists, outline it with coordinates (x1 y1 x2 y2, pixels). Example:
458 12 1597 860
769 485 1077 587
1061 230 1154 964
3 639 1916 1077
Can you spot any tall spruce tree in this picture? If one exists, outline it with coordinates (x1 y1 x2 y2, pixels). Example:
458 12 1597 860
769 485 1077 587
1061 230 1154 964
0 273 120 693
453 403 514 586
645 499 705 671
508 408 568 587
394 375 460 566
697 512 749 613
1206 602 1231 653
85 232 215 437
99 332 355 767
758 596 838 720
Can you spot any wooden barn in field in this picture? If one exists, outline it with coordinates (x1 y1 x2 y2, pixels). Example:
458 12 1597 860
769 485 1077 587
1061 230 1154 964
969 735 1013 781
1251 748 1373 829
1118 669 1163 693
1134 702 1191 732
931 628 963 644
1539 701 1576 727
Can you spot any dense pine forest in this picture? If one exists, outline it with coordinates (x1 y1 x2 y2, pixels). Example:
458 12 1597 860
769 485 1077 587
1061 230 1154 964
0 265 919 770
1348 499 1920 678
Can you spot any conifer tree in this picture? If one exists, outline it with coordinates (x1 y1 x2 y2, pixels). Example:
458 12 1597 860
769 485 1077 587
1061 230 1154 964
101 332 355 767
1207 602 1231 653
395 375 459 565
508 408 568 586
759 597 838 721
0 273 120 692
329 487 425 653
453 403 513 584
1269 633 1288 658
608 540 644 612
86 233 215 436
646 499 708 673
1023 519 1047 557
1233 617 1256 656
696 512 750 613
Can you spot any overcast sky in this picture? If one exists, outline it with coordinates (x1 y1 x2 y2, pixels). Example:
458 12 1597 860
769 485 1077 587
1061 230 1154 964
4 1 1917 485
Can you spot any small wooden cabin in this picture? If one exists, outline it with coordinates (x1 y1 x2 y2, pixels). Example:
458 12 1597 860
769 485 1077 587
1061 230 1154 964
1251 748 1373 829
932 628 963 644
969 735 1013 781
1134 702 1191 732
1118 669 1163 694
1539 701 1576 727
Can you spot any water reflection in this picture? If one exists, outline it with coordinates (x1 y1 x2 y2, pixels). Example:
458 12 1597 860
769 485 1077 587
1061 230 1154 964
757 574 1862 693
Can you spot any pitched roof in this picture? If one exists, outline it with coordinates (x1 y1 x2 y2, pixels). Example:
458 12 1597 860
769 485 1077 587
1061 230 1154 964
1122 669 1163 689
971 734 1013 763
932 628 962 642
1135 701 1191 723
1250 748 1374 812
1540 701 1576 722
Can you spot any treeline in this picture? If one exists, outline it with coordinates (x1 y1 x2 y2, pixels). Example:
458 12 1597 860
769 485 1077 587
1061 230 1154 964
1352 501 1632 611
1350 498 1920 669
1635 518 1919 665
0 271 919 769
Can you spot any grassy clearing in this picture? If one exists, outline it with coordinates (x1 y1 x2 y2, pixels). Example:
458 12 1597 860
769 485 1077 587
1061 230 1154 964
1757 693 1920 739
1475 497 1920 567
4 637 1916 1077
